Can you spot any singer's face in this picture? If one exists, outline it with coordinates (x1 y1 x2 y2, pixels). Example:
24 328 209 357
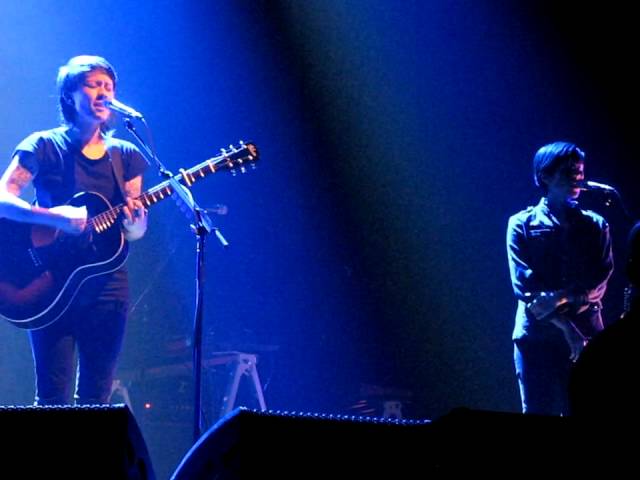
71 70 115 126
546 160 585 200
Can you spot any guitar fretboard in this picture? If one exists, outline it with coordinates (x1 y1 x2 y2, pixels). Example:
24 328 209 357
88 143 258 233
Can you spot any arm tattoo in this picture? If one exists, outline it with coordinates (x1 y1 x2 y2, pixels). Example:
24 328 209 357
1 162 34 196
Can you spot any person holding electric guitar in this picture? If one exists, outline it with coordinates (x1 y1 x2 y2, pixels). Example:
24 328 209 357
0 55 148 405
506 141 614 416
568 221 640 419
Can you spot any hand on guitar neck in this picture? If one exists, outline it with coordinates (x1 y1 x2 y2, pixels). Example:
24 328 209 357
121 197 148 241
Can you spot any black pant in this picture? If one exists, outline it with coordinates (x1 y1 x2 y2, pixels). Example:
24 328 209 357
28 299 128 405
514 334 572 416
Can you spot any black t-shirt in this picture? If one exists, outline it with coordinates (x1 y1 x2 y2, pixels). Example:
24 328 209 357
13 126 148 303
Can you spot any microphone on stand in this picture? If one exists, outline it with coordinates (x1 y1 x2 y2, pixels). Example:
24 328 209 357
104 99 144 119
577 180 617 192
577 180 623 210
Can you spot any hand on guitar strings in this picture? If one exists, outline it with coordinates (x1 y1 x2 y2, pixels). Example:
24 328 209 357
548 314 587 362
122 197 148 241
48 204 87 235
526 290 589 321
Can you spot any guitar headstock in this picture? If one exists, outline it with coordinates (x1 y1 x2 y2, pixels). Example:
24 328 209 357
137 141 260 209
220 141 259 174
178 141 260 187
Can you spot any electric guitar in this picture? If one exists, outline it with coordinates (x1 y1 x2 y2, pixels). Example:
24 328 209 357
0 141 259 330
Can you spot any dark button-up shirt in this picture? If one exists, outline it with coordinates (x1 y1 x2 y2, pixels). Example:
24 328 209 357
507 198 614 340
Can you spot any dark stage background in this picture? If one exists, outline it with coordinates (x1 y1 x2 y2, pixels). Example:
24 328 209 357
1 1 638 477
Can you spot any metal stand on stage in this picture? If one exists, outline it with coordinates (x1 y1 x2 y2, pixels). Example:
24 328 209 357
118 114 258 441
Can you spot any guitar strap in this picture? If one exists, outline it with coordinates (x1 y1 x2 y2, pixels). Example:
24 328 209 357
106 141 128 202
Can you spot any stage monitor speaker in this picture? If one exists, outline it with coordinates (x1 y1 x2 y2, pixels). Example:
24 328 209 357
171 406 639 478
170 407 432 479
1 403 154 479
431 407 636 475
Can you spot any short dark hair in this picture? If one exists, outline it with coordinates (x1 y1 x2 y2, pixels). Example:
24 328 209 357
57 55 117 131
533 141 585 193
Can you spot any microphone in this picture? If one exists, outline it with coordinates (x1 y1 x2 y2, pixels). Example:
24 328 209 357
204 204 229 215
104 99 144 119
577 180 616 192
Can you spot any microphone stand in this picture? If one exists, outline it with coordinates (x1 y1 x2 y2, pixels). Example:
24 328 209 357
122 118 228 442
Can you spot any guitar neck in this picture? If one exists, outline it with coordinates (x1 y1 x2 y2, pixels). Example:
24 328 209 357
89 143 258 233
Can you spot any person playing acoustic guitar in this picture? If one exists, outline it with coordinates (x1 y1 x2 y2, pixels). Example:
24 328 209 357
0 55 148 405
506 141 614 416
